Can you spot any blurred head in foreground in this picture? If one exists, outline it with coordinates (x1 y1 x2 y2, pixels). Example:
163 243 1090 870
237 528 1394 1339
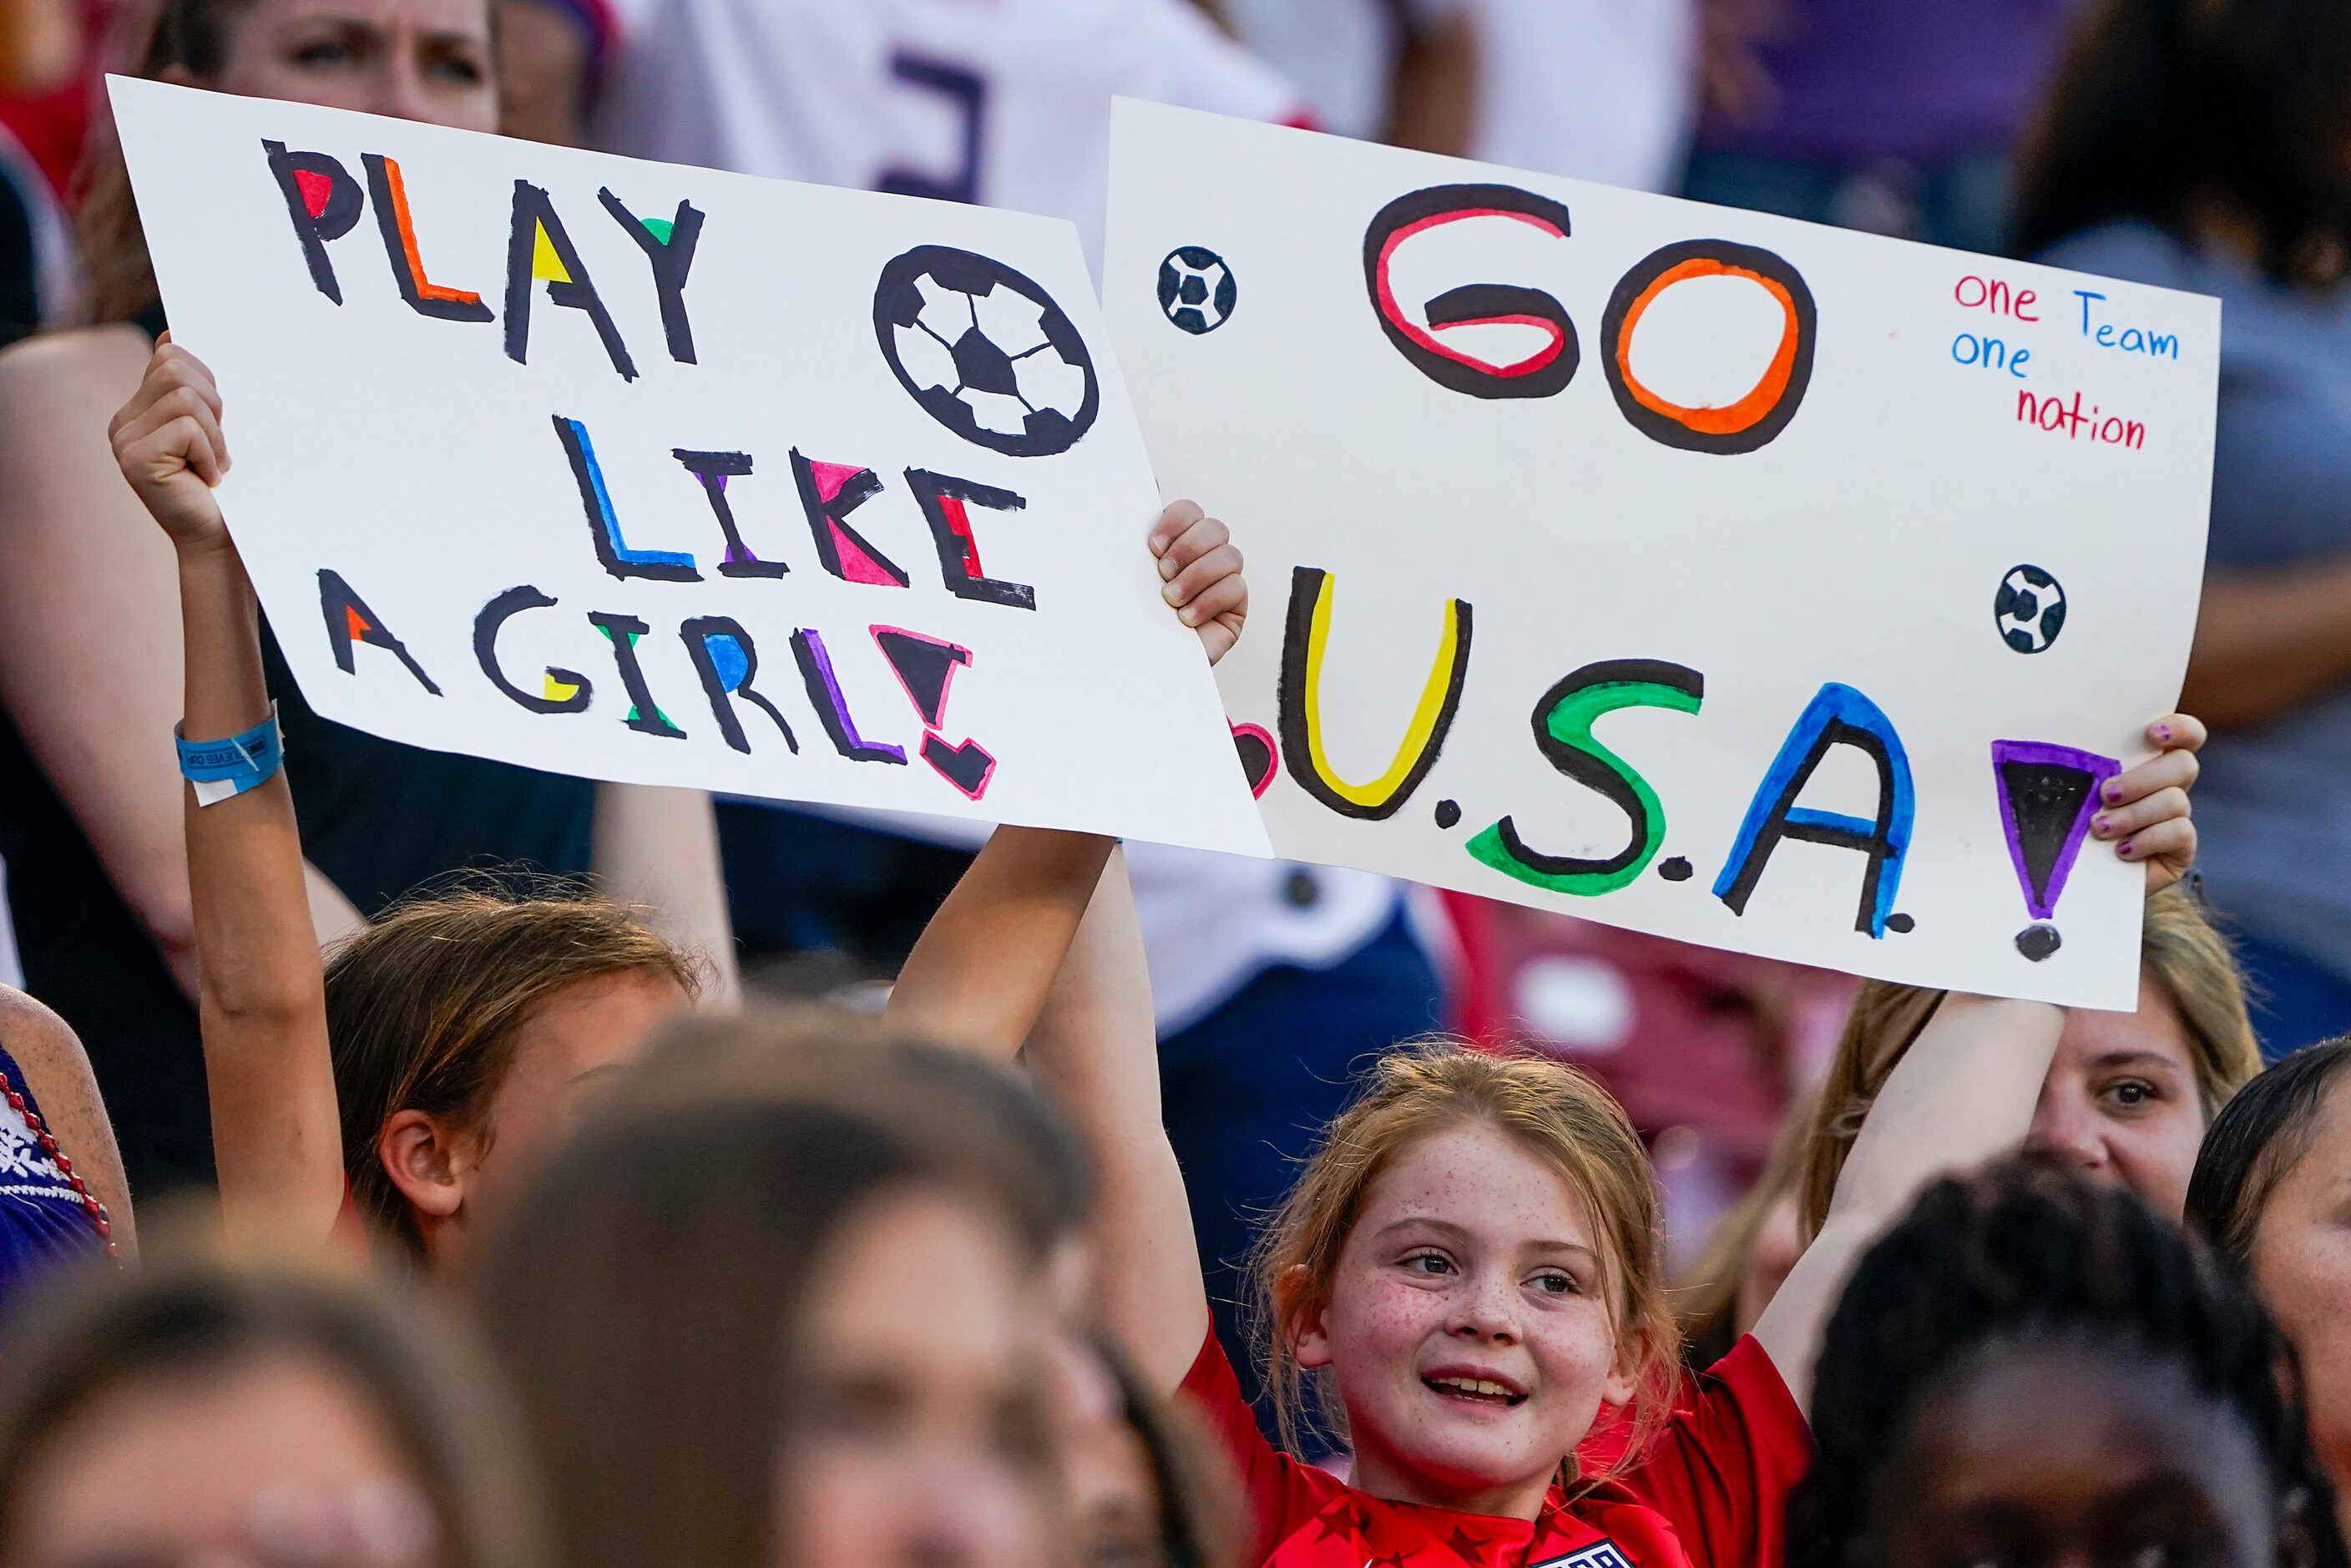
0 1246 548 1567
1794 1157 2343 1568
474 1011 1079 1568
2191 1037 2351 1538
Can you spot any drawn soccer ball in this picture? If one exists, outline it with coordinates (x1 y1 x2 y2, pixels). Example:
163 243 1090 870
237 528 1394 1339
873 245 1100 458
1157 246 1236 335
1995 564 2068 655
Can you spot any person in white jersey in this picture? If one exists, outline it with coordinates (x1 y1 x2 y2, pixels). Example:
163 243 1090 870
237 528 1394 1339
1216 0 1477 153
591 0 1308 273
1469 0 1698 194
589 2 1443 1424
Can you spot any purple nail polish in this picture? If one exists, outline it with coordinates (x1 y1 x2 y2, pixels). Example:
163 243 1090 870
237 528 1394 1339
2119 841 2135 857
2156 723 2172 741
2092 814 2109 835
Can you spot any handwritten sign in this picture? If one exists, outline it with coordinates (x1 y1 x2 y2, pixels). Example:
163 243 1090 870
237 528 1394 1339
1105 102 2217 1005
109 78 1269 857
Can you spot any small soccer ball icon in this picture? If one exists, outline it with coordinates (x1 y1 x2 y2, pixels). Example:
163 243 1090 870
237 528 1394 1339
1158 245 1236 335
873 245 1100 458
1995 564 2068 654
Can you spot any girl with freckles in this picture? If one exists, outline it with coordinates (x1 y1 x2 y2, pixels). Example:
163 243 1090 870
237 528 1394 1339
1011 721 2207 1567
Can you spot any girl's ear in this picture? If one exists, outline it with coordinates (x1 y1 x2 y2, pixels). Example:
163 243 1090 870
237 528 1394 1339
377 1110 471 1221
1600 1327 1643 1409
1283 1264 1336 1370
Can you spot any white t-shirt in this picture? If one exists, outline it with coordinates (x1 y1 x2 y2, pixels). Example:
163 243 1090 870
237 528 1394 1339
1468 0 1696 194
592 0 1306 276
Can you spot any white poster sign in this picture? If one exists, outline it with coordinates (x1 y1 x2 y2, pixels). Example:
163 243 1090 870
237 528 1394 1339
110 78 1269 857
1106 101 2217 1005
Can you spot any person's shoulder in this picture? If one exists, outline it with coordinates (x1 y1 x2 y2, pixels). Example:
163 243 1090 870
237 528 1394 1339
0 984 134 1256
0 323 149 432
2033 220 2203 291
0 321 149 387
0 986 99 1127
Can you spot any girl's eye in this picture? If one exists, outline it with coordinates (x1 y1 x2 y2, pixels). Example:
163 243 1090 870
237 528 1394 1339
2102 1079 2160 1110
1403 1251 1453 1277
1530 1271 1577 1296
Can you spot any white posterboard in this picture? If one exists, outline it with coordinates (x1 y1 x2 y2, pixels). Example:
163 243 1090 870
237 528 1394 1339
1106 102 2217 1006
110 78 1270 857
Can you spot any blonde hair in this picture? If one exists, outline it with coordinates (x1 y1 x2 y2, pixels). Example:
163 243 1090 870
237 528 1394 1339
1249 1040 1680 1479
1797 883 2261 1238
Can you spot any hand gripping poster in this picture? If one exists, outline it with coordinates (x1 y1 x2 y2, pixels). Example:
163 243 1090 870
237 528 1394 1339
1105 101 2217 1005
109 78 1270 857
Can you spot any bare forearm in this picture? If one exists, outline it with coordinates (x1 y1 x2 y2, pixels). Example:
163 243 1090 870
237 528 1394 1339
177 540 316 1022
592 782 741 1008
887 827 1115 1057
1754 994 2060 1404
1023 851 1210 1389
1827 994 2060 1222
2182 561 2351 728
174 539 342 1242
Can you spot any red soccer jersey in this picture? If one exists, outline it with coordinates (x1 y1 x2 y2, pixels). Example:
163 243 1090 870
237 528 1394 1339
1180 1331 1810 1568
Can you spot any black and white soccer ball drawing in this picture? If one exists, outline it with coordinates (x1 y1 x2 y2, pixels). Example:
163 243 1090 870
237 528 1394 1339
1158 245 1236 334
873 245 1100 458
1995 564 2068 655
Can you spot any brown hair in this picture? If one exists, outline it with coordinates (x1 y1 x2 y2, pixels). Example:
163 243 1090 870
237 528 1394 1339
324 884 702 1259
2012 0 2351 285
2187 1036 2351 1268
1797 884 2260 1238
73 0 265 324
0 1244 550 1568
1090 1332 1244 1568
1248 1040 1680 1477
474 1083 1051 1568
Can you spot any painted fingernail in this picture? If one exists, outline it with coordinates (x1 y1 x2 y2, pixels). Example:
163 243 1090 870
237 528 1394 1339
2102 781 2122 803
2091 814 2110 836
2156 723 2172 741
2119 840 2136 857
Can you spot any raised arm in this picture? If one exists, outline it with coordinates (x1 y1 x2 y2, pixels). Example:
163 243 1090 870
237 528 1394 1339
887 827 1117 1055
1752 714 2205 1406
0 331 365 1005
109 337 346 1250
593 782 743 1009
884 499 1246 1060
1023 848 1211 1390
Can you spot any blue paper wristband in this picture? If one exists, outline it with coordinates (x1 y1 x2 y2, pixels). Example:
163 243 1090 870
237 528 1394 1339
175 705 283 807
